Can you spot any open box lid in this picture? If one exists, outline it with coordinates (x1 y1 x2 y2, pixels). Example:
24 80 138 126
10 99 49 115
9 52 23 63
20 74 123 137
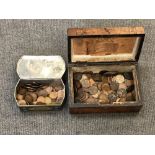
17 55 65 80
67 27 145 63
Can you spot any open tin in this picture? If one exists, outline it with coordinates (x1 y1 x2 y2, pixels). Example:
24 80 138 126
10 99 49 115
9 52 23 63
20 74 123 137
14 55 66 111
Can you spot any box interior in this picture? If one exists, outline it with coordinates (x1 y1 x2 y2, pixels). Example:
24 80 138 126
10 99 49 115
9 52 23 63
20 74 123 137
15 79 65 106
70 65 139 105
71 36 142 62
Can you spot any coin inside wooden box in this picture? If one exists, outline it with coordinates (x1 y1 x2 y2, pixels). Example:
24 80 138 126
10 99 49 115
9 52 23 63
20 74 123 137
73 69 135 105
68 27 145 113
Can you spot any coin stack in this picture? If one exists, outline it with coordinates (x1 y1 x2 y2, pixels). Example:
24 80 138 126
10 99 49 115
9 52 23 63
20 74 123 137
74 71 135 105
16 82 65 106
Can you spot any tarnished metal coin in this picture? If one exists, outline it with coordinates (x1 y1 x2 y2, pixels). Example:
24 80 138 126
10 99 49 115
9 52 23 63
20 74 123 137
108 92 117 102
119 83 127 90
123 72 133 80
117 88 127 98
110 81 119 91
80 79 90 88
57 90 64 100
76 90 89 102
44 86 53 94
88 86 98 95
115 75 125 83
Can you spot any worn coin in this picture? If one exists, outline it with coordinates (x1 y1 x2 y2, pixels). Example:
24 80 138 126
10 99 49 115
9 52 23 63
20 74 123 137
115 75 125 83
37 89 48 97
44 86 53 94
18 88 27 95
92 73 102 82
45 97 52 105
49 91 58 99
99 93 109 104
92 90 101 98
25 94 33 104
89 78 96 86
37 96 45 104
85 96 98 104
16 94 24 100
108 92 117 102
119 83 127 90
125 79 134 87
102 83 111 91
88 86 98 95
80 79 90 88
18 99 27 105
27 92 38 102
110 81 119 91
117 88 127 98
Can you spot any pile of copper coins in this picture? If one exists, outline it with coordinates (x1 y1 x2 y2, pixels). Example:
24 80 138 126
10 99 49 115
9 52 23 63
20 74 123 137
74 71 135 105
16 81 65 105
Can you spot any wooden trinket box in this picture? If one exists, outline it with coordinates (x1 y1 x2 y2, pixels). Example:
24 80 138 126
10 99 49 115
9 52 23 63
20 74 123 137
67 27 145 114
14 55 66 111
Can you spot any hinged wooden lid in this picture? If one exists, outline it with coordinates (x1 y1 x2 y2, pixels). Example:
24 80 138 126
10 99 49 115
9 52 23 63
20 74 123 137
67 27 145 63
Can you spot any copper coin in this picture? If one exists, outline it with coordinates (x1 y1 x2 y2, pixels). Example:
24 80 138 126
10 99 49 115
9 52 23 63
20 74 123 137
88 86 98 95
16 94 24 100
117 88 127 98
45 97 52 105
92 90 101 98
77 90 89 102
115 75 125 84
102 83 111 91
37 96 45 104
126 93 133 101
126 85 134 93
119 83 127 90
18 99 27 105
108 92 117 102
85 96 98 104
125 79 134 87
99 93 109 103
80 79 90 88
73 72 82 81
37 89 48 97
89 78 96 86
44 86 53 94
54 85 63 91
57 90 65 100
110 81 119 91
102 76 109 84
97 82 102 91
18 88 27 95
49 91 58 99
25 94 33 104
27 92 38 102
